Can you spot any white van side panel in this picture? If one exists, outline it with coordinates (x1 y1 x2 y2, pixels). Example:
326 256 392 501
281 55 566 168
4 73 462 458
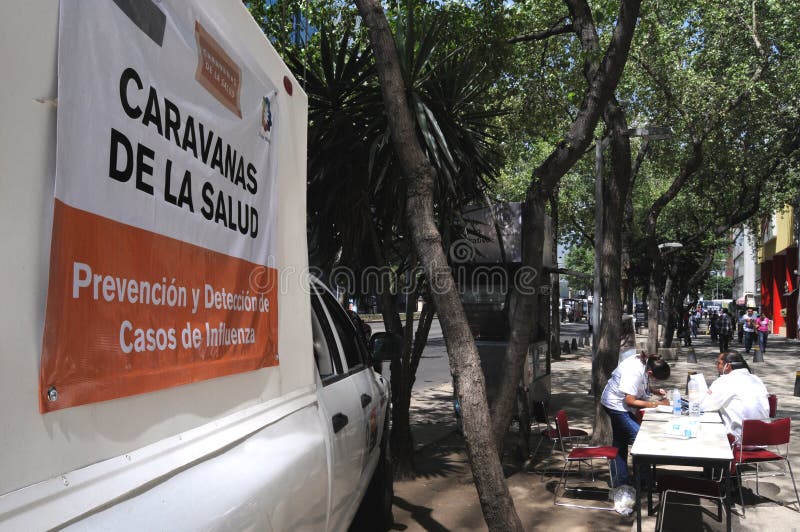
63 403 328 532
0 0 311 505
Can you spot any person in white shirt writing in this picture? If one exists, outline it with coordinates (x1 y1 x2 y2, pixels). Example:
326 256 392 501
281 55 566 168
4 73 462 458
601 353 671 486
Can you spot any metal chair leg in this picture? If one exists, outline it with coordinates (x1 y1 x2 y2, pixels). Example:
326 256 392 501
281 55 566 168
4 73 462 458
655 490 669 532
737 468 746 517
554 456 618 511
542 438 559 480
755 463 760 494
785 459 800 510
555 458 570 504
532 435 547 481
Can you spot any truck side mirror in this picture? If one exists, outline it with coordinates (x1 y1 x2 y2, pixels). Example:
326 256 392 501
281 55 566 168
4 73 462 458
368 332 402 362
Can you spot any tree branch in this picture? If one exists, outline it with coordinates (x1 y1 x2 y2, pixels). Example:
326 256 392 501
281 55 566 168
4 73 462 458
644 142 703 238
634 56 691 124
701 4 767 139
508 21 574 44
630 139 651 183
565 208 594 247
686 248 715 290
532 0 643 193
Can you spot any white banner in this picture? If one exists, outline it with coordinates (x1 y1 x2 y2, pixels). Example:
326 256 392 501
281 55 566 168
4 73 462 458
56 0 279 262
41 0 284 412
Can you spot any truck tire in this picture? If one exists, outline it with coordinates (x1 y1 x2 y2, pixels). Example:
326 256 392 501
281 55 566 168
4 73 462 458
349 419 393 531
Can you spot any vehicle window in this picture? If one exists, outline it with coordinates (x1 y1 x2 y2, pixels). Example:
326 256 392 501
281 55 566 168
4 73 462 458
311 294 343 380
318 290 365 370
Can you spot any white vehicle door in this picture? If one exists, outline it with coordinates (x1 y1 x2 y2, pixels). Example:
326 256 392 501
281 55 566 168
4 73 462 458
315 288 387 481
310 290 366 531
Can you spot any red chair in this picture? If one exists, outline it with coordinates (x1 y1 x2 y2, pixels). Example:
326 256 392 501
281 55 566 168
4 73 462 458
532 404 589 480
768 393 778 418
655 473 728 531
554 410 591 452
733 418 800 513
553 410 618 510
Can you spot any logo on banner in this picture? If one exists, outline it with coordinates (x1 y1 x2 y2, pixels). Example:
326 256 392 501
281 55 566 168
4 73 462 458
259 95 273 142
194 21 242 118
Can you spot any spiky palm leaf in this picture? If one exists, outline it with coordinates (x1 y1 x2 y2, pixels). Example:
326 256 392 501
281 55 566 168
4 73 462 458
291 10 504 271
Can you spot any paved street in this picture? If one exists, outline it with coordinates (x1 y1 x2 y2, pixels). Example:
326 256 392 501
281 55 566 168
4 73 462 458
369 318 450 392
369 317 596 450
371 318 591 393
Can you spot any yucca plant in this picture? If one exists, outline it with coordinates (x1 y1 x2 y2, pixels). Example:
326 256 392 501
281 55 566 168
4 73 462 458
288 6 505 476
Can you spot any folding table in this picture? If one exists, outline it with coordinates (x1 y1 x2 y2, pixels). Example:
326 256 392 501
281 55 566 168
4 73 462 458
641 409 723 424
631 417 733 532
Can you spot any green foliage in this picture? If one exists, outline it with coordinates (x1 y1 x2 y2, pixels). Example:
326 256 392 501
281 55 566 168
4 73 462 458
244 0 800 301
702 275 733 299
552 0 800 297
247 1 506 269
563 244 594 293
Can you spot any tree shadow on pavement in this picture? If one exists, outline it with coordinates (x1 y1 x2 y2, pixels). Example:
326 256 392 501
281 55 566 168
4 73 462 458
408 434 466 481
391 496 449 532
410 389 455 425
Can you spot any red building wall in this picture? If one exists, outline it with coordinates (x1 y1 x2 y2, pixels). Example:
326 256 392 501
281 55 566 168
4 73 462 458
761 259 773 315
785 247 798 338
760 251 799 337
772 254 786 332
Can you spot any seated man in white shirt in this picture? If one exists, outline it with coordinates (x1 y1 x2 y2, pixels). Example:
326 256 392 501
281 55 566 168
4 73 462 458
700 351 769 444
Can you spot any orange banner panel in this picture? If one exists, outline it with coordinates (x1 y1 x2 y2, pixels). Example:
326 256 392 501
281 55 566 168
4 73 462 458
40 200 279 412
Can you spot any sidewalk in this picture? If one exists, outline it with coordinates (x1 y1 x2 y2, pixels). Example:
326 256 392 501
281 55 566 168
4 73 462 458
392 333 800 531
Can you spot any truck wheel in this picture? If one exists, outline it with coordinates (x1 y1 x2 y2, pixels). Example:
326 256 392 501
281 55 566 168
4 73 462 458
350 421 393 531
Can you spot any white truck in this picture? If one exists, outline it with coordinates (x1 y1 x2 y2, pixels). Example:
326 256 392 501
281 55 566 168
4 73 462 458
0 1 394 530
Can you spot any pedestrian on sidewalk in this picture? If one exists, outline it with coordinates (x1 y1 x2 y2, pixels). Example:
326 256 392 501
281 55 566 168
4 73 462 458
679 313 692 346
756 312 771 355
709 311 718 341
737 310 745 343
689 313 698 339
601 353 671 486
717 308 733 353
740 308 757 353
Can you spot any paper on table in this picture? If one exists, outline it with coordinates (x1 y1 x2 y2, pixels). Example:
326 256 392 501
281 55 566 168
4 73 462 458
689 373 708 395
664 418 701 439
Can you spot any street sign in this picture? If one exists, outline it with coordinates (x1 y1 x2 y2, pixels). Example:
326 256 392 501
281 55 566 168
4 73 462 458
628 126 672 140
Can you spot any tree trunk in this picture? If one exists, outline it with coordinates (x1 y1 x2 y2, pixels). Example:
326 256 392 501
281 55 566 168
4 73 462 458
391 294 435 479
663 291 681 348
646 251 662 354
621 141 650 315
368 223 416 476
659 271 674 347
492 0 643 451
355 1 523 528
368 223 404 335
591 100 632 445
391 275 420 479
491 190 546 453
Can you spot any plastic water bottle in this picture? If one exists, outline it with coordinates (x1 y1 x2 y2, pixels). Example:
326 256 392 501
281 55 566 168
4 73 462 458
672 389 682 417
687 379 701 417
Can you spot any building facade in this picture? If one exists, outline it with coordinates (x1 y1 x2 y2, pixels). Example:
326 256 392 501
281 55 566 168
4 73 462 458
732 227 757 306
757 207 798 338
